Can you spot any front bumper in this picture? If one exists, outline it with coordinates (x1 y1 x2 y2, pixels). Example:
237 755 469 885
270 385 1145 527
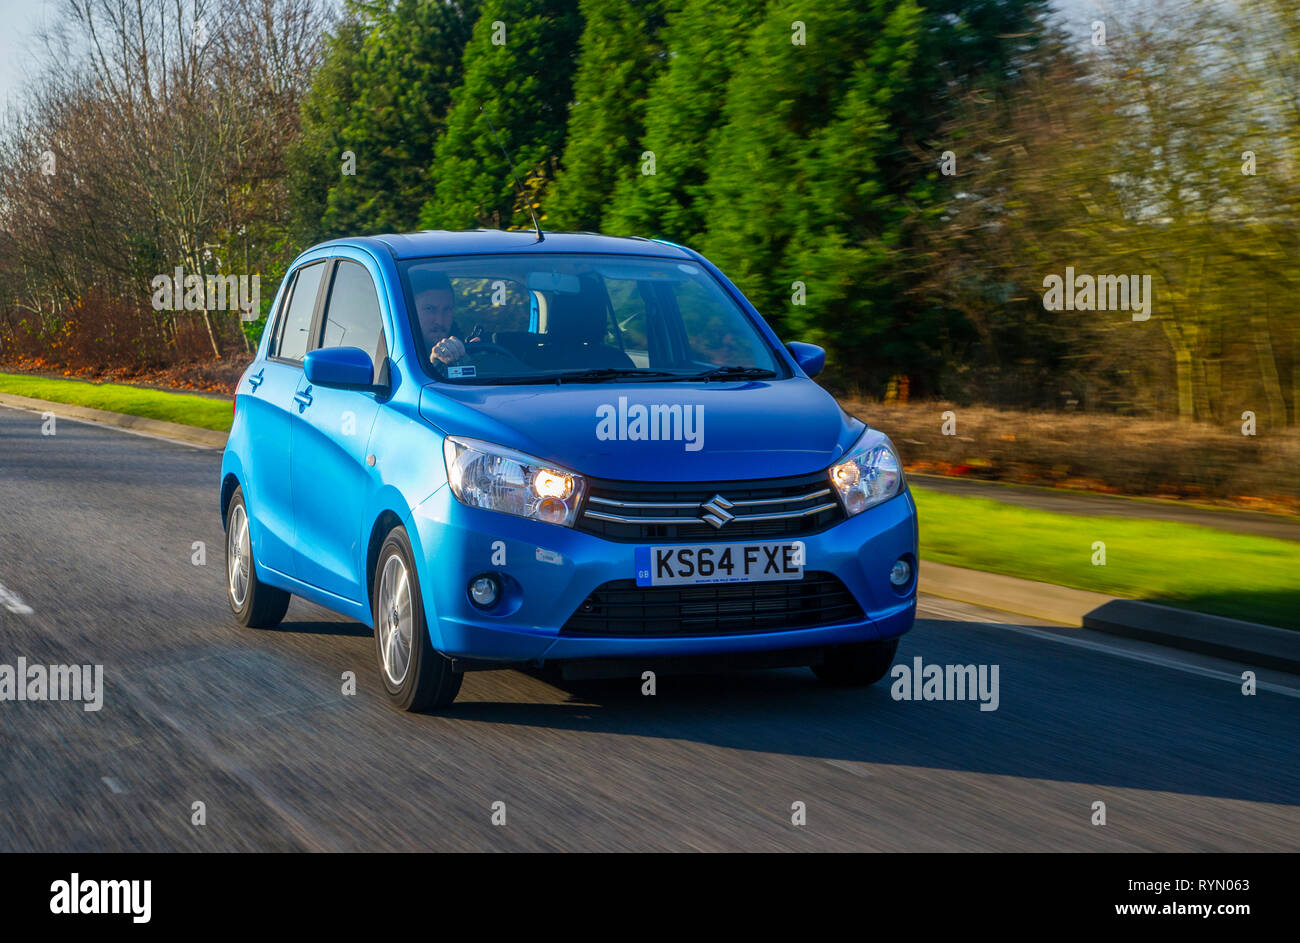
408 484 918 664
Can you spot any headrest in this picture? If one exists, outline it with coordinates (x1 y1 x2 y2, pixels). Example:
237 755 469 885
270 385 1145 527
545 277 608 343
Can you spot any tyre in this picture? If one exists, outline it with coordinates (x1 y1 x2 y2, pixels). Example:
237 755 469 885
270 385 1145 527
812 638 899 686
372 528 462 711
225 486 291 628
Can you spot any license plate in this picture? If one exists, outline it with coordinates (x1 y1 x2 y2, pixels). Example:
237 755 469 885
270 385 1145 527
635 541 806 587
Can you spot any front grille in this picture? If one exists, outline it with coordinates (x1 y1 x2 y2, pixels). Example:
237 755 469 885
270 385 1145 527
560 571 864 637
576 471 844 542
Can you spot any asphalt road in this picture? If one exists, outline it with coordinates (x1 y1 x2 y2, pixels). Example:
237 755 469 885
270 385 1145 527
1 404 1298 852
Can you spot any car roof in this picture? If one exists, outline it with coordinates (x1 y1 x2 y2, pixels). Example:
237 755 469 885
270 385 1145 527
324 230 696 261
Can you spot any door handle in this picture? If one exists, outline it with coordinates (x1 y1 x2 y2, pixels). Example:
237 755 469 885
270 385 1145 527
247 368 264 392
294 387 314 412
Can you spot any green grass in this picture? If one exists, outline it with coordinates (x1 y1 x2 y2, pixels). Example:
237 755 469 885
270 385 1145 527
0 372 232 432
913 487 1300 630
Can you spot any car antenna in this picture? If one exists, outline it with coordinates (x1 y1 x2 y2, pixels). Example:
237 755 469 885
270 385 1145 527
480 106 544 243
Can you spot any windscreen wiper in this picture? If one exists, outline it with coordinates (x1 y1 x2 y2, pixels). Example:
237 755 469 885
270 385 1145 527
442 368 676 385
687 365 779 381
447 366 774 385
551 368 680 383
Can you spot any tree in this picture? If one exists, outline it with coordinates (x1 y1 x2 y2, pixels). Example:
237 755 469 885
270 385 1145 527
0 0 326 365
420 0 582 230
287 6 369 243
695 0 1046 388
544 0 674 232
600 0 765 243
289 0 479 241
922 0 1300 424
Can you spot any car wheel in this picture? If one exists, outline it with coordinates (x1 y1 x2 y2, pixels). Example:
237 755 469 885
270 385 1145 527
372 528 462 711
812 638 899 686
225 486 291 628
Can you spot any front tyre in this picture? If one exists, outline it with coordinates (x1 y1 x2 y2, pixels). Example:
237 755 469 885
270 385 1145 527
225 486 291 628
372 528 462 711
812 638 899 686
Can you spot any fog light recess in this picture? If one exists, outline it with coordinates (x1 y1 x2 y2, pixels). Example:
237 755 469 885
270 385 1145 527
469 574 501 608
889 558 913 589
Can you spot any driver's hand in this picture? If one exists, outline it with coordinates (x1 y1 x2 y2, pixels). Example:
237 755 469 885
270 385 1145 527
431 336 466 364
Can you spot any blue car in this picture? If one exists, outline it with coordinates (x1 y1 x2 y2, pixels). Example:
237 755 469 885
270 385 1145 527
221 231 917 710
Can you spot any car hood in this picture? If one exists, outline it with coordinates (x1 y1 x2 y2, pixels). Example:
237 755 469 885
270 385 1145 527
418 378 865 482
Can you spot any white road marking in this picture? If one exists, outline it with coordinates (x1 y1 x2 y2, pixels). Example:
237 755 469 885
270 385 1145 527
101 777 126 794
919 600 1300 699
0 580 34 615
824 758 874 778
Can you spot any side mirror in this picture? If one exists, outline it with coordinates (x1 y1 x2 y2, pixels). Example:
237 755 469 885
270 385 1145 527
786 341 825 378
304 346 375 389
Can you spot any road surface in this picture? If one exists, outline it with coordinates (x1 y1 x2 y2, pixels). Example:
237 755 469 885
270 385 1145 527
1 404 1297 851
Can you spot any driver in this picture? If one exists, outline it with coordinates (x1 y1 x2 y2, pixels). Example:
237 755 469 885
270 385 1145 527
412 272 468 365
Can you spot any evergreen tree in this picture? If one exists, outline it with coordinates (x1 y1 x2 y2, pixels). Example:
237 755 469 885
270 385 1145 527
600 0 766 243
287 7 367 242
545 0 674 232
288 0 479 241
697 0 1046 386
420 0 582 230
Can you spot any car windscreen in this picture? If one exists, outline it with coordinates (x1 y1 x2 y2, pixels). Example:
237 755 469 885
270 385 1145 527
398 254 784 384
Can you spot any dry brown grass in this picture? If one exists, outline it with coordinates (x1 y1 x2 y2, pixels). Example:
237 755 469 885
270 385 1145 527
842 399 1300 515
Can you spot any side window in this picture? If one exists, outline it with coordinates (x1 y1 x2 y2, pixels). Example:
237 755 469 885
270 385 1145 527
319 260 385 379
274 262 326 362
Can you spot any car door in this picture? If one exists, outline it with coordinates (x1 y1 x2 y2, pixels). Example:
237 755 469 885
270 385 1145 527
289 258 388 603
242 259 328 578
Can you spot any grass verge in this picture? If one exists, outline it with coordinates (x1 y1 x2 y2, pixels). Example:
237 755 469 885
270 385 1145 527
913 487 1300 630
0 372 232 432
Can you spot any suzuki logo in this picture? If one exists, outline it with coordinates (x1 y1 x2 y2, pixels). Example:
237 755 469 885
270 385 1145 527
699 494 735 529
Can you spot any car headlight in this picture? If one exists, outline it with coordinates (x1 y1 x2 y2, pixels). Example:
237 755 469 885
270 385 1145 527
443 436 587 527
828 429 902 516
